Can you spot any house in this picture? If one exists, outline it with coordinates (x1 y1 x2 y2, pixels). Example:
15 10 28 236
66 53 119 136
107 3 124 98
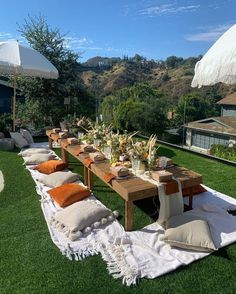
185 93 236 152
0 79 24 114
0 79 13 114
217 92 236 117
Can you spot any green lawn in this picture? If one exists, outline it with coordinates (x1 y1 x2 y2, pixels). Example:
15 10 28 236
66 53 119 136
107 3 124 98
0 145 236 293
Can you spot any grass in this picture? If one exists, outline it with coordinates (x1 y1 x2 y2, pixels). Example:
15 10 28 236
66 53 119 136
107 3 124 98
0 144 236 293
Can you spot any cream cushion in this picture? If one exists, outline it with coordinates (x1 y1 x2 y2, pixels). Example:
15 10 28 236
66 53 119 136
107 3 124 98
20 129 34 144
10 132 29 149
24 153 56 165
19 148 50 157
50 200 119 241
39 171 80 187
162 214 216 252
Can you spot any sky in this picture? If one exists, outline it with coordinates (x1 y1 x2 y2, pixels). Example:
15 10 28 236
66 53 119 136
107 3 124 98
0 0 236 62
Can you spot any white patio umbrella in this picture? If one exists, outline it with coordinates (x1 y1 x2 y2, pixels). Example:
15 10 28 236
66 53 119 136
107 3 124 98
0 40 59 131
191 24 236 88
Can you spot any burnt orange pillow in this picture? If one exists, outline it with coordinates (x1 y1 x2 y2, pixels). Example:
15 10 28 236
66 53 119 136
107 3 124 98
34 160 68 174
47 183 91 207
182 185 207 197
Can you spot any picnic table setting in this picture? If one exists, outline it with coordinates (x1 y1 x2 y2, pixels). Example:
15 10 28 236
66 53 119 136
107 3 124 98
14 121 236 286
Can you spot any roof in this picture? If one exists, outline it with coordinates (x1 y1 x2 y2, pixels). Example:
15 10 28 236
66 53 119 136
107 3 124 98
186 116 236 136
0 79 13 88
217 92 236 105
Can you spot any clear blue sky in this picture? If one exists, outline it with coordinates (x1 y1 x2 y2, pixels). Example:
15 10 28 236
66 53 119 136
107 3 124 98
0 0 235 62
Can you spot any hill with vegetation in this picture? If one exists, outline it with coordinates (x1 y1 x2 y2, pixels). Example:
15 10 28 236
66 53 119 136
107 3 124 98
1 15 235 139
76 54 236 137
79 54 235 100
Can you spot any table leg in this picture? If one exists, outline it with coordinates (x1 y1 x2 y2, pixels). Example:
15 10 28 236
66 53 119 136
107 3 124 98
48 137 53 149
189 187 193 210
125 201 133 231
88 169 94 190
61 147 69 164
84 166 88 186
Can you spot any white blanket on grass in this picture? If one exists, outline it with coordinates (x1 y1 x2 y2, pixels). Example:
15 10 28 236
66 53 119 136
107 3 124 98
22 146 236 286
24 150 125 260
99 193 236 286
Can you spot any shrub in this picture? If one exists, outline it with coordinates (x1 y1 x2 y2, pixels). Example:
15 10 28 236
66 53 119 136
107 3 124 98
0 113 12 133
210 144 236 162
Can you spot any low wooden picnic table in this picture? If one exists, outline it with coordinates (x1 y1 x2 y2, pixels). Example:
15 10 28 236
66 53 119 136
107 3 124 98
46 131 203 231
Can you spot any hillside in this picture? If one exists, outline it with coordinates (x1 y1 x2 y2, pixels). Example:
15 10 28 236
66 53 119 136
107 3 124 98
79 56 235 100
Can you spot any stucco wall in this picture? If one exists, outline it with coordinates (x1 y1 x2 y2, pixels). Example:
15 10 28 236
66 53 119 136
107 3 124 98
222 105 236 117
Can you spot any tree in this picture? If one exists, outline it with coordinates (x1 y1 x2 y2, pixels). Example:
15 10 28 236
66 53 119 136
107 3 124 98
102 83 170 134
101 95 119 123
165 56 183 68
173 92 219 126
182 56 200 67
17 15 95 125
113 98 146 131
132 54 146 63
16 98 46 130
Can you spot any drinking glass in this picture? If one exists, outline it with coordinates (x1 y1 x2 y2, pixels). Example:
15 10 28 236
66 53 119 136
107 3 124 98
94 139 101 150
131 158 141 175
77 132 84 139
103 145 112 160
159 157 167 170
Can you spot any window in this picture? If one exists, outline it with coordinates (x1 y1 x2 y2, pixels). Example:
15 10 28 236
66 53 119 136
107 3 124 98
192 130 229 149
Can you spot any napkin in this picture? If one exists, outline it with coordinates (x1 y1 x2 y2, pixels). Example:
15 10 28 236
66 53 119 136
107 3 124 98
89 152 105 162
81 144 94 153
67 137 79 145
110 166 129 177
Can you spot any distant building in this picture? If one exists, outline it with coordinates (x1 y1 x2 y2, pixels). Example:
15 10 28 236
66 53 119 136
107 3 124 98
185 93 236 152
217 92 236 117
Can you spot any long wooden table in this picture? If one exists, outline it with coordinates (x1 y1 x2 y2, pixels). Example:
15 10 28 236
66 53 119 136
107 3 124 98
46 132 203 231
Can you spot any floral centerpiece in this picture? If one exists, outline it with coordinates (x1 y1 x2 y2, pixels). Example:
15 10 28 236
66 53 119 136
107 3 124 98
104 131 121 163
103 130 138 163
60 115 92 137
128 134 158 172
81 122 112 147
76 116 93 134
118 131 138 155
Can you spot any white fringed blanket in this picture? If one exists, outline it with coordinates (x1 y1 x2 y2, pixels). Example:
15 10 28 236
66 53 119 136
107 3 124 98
22 144 236 286
23 143 125 260
99 190 236 286
25 164 125 261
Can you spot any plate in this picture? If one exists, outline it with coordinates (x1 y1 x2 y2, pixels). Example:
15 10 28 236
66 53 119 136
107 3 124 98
115 173 133 180
94 159 108 164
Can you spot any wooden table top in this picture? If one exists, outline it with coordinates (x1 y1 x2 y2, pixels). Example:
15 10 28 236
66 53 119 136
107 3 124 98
66 144 158 201
46 133 202 202
166 166 202 189
63 143 202 202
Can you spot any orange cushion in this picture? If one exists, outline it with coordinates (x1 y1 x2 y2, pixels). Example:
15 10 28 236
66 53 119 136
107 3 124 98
47 183 91 207
34 160 68 174
182 185 207 197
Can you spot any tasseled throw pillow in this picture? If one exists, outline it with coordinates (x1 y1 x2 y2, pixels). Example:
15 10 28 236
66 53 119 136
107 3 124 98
50 199 119 241
39 171 80 188
24 153 56 165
